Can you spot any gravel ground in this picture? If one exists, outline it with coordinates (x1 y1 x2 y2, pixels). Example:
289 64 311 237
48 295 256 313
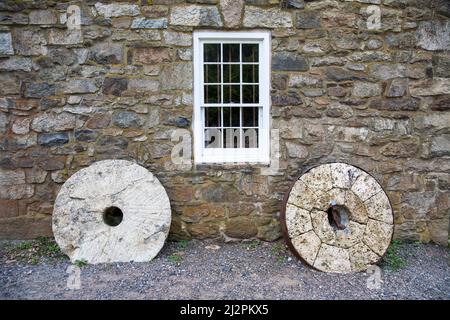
0 239 449 300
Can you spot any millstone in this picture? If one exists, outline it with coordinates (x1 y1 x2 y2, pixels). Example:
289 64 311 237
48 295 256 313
281 163 394 273
52 160 171 264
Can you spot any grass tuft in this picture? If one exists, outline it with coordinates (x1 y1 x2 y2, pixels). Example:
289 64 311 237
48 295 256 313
74 259 88 268
176 239 190 250
4 237 66 265
168 253 183 265
382 240 407 271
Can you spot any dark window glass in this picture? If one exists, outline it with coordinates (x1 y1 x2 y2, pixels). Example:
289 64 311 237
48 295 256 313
204 107 221 127
204 64 221 83
242 85 259 103
242 107 259 127
242 44 258 62
243 64 258 83
223 64 240 83
223 44 239 62
223 107 240 127
204 44 220 62
223 85 240 103
204 85 221 103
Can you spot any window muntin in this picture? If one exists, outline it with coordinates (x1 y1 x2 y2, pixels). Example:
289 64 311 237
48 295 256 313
194 32 270 163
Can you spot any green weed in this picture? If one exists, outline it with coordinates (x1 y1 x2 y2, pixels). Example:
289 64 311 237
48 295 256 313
382 240 407 271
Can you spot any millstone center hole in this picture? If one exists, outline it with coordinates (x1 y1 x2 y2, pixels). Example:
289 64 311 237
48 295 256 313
103 206 123 227
327 205 349 231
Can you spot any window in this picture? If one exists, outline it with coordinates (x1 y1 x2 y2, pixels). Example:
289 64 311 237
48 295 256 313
193 31 271 164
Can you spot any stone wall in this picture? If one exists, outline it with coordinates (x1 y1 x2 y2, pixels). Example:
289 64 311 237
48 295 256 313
0 0 449 245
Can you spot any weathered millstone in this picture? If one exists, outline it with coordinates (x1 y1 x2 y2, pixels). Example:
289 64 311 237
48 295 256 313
291 230 321 266
287 180 319 212
314 244 352 273
285 203 312 238
53 160 171 264
281 163 393 273
300 164 333 193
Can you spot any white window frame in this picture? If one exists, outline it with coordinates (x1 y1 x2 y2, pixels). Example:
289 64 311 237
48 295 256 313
193 30 271 164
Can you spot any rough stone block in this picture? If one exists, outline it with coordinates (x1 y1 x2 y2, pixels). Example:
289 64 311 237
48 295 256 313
0 169 26 185
29 10 58 25
113 111 144 129
225 216 257 238
220 0 244 28
48 29 83 45
243 6 292 28
170 5 223 27
416 21 450 51
0 57 34 72
94 3 140 18
12 29 46 56
102 77 128 96
295 11 320 29
131 17 168 29
132 47 174 64
160 63 193 90
352 81 382 98
0 32 14 55
272 52 309 71
37 132 70 147
0 185 34 200
430 135 450 157
385 78 408 97
163 31 192 46
31 113 76 133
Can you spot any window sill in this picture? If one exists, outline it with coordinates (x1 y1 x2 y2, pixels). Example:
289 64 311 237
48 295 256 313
194 161 271 171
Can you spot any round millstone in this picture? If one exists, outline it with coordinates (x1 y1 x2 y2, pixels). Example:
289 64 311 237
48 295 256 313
281 163 393 273
53 160 171 264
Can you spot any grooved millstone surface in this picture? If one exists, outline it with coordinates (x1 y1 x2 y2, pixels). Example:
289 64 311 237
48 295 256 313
52 160 171 264
282 163 394 273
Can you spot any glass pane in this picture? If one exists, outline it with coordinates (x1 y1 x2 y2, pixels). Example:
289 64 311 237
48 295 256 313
204 64 221 83
242 44 258 62
205 128 221 148
204 44 220 62
223 107 240 127
223 44 239 62
204 107 221 127
242 107 259 127
223 64 240 83
243 64 258 83
243 128 258 148
223 85 240 103
223 128 240 148
243 85 259 103
204 85 221 103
